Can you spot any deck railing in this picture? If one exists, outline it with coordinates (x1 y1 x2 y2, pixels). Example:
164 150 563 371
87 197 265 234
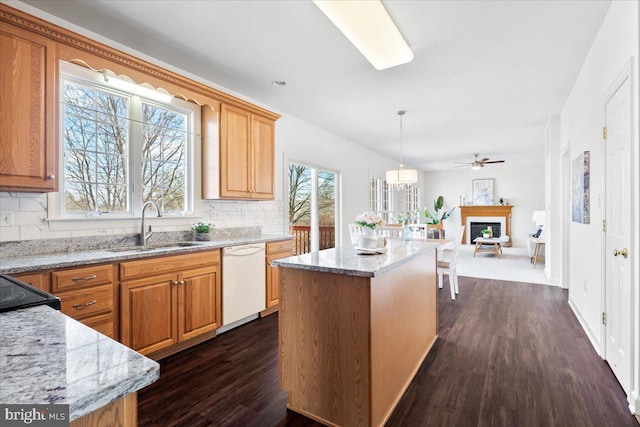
290 225 335 255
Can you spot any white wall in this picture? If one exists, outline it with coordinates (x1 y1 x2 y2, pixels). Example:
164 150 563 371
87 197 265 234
545 116 563 286
558 0 639 412
423 162 545 248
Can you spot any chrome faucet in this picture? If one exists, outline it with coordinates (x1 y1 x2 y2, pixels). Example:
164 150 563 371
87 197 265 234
139 201 163 246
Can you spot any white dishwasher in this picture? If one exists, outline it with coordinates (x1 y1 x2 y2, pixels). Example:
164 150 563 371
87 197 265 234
222 243 266 326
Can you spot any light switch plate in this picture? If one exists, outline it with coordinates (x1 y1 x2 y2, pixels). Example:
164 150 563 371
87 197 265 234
0 211 14 227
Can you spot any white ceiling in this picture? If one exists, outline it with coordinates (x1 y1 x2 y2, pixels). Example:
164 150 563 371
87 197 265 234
20 0 611 170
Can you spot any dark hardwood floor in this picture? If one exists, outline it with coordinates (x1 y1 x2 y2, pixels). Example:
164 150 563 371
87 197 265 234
138 277 638 427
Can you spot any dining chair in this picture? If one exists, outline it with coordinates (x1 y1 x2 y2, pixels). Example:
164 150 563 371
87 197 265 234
437 225 465 300
348 224 363 245
408 223 428 239
378 225 402 238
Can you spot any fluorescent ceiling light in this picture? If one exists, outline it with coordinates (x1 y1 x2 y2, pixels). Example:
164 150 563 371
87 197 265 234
103 73 173 103
313 0 414 70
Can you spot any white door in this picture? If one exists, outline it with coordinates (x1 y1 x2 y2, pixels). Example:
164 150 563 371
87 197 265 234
604 69 632 393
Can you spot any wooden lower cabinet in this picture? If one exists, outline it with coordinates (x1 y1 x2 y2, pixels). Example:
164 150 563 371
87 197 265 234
178 266 221 341
121 273 178 355
264 240 294 313
120 251 221 356
52 264 117 340
13 272 50 292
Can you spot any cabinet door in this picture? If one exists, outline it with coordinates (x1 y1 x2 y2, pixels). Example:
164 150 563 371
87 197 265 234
0 24 57 192
220 103 251 198
265 253 282 308
121 273 178 355
178 266 221 341
251 114 275 199
265 243 294 309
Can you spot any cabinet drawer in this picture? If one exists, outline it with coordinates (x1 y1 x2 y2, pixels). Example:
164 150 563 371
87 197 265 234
266 240 294 255
58 284 113 320
120 250 220 281
81 313 115 339
52 264 113 292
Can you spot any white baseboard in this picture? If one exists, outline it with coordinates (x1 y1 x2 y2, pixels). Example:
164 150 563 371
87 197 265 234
630 389 639 415
568 297 603 357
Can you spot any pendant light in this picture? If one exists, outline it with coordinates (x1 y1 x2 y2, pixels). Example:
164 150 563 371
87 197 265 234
386 110 417 189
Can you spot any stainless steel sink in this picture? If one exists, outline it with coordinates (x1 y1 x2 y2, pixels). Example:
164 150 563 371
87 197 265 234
105 242 203 253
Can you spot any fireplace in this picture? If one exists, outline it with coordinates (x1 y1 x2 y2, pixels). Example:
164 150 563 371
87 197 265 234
459 205 513 245
470 222 502 240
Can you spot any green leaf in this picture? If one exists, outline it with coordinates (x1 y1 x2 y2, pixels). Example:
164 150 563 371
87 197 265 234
435 195 444 211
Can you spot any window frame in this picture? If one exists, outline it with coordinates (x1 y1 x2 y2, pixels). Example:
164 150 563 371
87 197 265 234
50 61 200 221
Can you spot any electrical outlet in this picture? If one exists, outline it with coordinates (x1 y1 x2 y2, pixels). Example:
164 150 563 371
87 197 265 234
583 280 587 291
209 209 217 219
0 211 14 227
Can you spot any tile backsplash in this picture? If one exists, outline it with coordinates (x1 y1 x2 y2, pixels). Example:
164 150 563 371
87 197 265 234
0 192 285 242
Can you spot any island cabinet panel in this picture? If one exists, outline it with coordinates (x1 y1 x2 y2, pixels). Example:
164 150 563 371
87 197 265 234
0 23 57 192
370 254 437 425
280 270 372 427
121 273 178 355
70 392 137 427
279 249 438 427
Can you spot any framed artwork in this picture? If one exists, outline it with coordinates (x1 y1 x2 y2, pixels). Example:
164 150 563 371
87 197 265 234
572 151 590 224
472 178 494 205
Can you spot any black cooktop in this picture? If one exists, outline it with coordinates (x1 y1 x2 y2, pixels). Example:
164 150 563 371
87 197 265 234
0 274 61 313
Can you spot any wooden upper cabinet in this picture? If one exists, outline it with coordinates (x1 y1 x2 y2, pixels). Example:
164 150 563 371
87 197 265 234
220 104 252 198
218 103 275 200
0 23 57 192
251 114 275 199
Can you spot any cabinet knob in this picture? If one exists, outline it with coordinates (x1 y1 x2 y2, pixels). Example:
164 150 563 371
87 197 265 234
47 174 55 180
172 280 179 285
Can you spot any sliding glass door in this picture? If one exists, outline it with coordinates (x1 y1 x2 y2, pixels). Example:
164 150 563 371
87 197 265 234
288 162 339 255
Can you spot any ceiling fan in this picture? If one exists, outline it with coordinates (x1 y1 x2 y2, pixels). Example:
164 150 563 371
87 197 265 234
455 154 505 170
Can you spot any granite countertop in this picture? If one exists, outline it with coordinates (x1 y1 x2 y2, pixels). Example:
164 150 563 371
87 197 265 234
0 305 159 421
271 239 443 277
0 234 292 275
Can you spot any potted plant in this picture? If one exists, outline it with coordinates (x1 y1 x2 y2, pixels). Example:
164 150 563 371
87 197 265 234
481 228 491 238
355 211 382 235
424 196 455 226
499 197 505 206
192 221 214 241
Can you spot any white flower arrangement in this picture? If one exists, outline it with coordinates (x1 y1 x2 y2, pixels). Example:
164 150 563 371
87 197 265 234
355 211 383 229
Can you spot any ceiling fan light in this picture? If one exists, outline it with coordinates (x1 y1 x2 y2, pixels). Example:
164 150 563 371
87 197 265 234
313 0 414 70
471 164 482 171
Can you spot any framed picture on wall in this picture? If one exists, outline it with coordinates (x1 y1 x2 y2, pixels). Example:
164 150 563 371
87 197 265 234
472 178 494 205
571 151 590 224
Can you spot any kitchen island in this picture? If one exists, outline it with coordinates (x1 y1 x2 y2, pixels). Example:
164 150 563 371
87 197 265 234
271 240 441 427
0 305 159 425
